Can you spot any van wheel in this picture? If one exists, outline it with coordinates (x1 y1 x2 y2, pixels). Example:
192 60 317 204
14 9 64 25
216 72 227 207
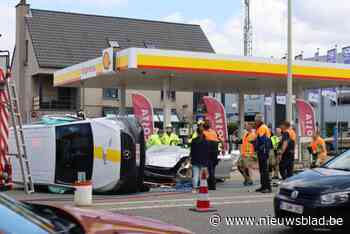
176 158 192 179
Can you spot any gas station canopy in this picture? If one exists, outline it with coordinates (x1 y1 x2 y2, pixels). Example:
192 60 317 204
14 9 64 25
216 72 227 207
54 48 350 93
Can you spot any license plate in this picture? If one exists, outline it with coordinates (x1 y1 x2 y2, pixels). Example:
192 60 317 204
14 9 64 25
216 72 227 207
280 201 304 214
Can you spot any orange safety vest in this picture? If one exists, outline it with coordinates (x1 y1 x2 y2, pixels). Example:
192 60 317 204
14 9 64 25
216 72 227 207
203 129 220 142
285 128 296 142
241 131 256 158
256 124 271 138
311 137 328 164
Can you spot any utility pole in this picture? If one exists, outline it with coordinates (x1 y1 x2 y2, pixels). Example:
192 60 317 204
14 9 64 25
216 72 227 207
243 0 253 56
286 0 293 122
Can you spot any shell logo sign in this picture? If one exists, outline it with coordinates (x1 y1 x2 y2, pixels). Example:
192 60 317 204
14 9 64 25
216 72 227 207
103 51 111 70
102 47 115 73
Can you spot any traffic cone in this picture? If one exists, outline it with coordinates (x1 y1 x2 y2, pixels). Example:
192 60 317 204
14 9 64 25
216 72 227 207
190 167 217 212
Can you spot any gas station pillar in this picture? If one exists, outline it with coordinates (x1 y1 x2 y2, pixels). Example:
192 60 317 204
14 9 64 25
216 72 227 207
119 83 126 116
163 78 172 130
239 92 245 135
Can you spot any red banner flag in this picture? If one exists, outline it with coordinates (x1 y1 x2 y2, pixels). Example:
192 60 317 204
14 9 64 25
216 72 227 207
132 93 154 140
202 96 228 152
0 68 9 181
296 99 316 137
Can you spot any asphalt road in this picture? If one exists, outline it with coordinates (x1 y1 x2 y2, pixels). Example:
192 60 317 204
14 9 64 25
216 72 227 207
96 181 287 234
6 179 340 234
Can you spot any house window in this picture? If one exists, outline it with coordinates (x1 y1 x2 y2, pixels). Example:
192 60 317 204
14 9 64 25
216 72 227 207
161 90 176 101
24 40 29 65
103 88 119 99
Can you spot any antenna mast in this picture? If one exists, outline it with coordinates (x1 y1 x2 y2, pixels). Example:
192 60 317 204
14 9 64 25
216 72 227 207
243 0 253 56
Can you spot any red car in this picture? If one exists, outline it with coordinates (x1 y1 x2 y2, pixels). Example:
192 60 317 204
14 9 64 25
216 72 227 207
0 193 192 234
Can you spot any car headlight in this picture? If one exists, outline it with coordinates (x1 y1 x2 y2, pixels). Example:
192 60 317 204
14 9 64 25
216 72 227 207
320 192 349 205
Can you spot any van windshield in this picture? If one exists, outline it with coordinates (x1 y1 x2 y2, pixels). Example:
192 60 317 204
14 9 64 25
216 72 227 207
324 150 350 171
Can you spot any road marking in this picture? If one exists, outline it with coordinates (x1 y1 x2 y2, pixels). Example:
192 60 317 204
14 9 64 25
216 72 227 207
106 199 272 211
93 194 274 206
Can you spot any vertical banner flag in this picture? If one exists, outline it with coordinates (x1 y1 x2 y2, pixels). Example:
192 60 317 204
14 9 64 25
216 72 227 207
0 68 9 177
327 48 337 63
132 93 154 141
203 96 228 152
296 99 316 137
342 46 350 64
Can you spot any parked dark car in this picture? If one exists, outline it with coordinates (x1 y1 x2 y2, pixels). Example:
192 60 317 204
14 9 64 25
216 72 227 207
274 150 350 230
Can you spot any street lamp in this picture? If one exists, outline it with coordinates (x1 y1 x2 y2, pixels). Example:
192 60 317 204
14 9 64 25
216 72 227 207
286 0 293 122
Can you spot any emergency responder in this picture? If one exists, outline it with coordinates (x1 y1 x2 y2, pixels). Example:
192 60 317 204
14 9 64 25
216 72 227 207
254 114 272 193
238 122 256 186
279 121 296 180
203 119 221 190
161 124 180 146
190 125 210 193
188 120 204 145
309 132 328 167
146 128 162 148
270 128 282 179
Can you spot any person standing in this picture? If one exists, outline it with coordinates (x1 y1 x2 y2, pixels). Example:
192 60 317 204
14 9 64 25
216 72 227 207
238 122 256 186
203 119 220 190
270 128 282 179
146 128 163 148
161 124 181 146
254 114 272 193
309 132 328 167
190 126 210 193
279 121 296 180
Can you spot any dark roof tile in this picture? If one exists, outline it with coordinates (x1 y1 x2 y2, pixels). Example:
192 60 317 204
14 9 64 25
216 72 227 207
27 9 214 68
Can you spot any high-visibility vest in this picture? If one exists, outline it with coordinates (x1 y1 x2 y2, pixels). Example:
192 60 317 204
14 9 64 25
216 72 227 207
203 129 220 142
285 128 296 142
241 132 256 158
146 134 162 148
271 135 280 150
311 137 328 163
256 124 271 138
161 133 180 145
188 132 198 144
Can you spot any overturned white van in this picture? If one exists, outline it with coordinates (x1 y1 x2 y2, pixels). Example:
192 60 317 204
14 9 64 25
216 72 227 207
8 116 146 193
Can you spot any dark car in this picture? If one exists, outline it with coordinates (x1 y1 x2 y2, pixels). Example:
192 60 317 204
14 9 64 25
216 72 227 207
274 150 350 230
0 193 192 234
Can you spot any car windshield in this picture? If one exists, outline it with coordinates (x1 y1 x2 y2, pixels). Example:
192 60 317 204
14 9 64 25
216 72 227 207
324 150 350 171
0 193 55 233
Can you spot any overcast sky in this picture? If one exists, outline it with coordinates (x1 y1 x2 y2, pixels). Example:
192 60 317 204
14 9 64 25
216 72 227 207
0 0 349 59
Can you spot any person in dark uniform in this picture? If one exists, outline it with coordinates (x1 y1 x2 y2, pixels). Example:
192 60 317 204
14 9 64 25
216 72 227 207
190 126 210 193
254 114 272 193
203 119 220 190
279 121 296 180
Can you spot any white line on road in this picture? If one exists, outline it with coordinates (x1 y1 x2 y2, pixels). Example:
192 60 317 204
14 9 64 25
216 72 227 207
93 194 274 207
106 199 272 211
